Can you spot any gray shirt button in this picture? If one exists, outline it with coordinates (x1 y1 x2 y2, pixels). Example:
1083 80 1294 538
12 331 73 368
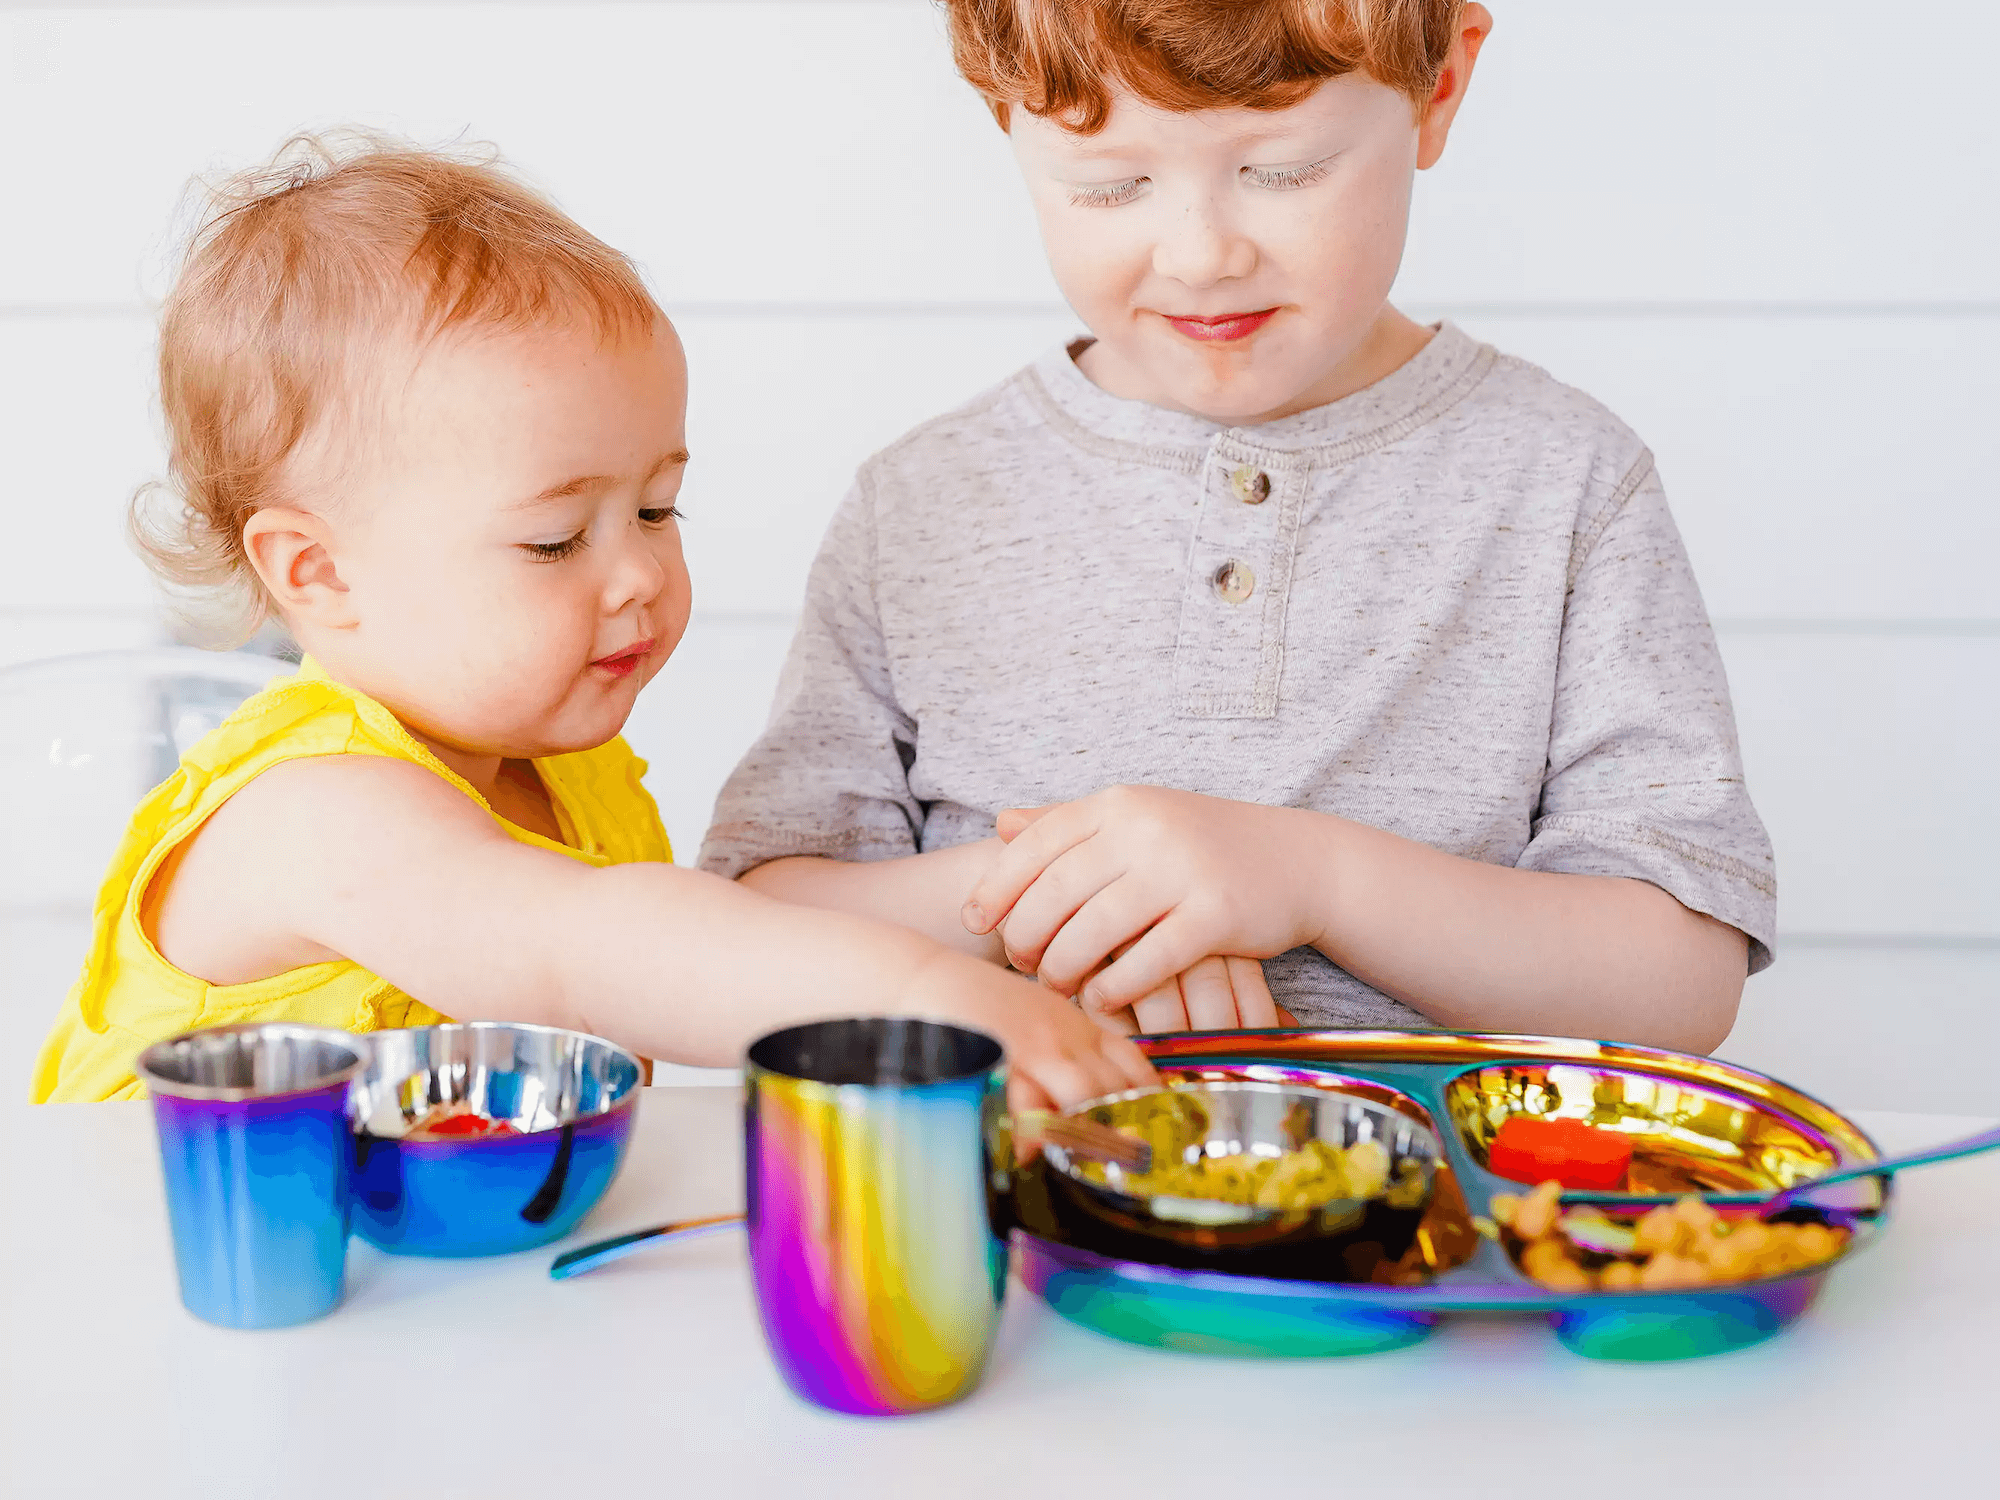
1213 560 1256 604
1230 465 1271 504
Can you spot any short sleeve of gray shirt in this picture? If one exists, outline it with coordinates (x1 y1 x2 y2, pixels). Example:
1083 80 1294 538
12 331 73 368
700 324 1776 1030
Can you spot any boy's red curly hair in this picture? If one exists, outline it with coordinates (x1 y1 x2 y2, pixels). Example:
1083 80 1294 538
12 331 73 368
939 0 1464 133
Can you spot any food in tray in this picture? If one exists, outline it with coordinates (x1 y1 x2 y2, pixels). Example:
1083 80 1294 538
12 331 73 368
1077 1089 1426 1210
404 1101 521 1141
1487 1115 1633 1190
1491 1180 1848 1291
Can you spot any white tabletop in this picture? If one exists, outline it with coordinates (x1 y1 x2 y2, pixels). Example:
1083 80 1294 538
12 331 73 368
6 1093 1998 1498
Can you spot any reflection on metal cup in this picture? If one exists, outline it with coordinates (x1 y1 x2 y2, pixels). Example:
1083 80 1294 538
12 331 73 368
744 1018 1009 1416
136 1023 366 1329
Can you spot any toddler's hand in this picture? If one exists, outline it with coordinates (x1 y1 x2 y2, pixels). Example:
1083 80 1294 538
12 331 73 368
905 950 1158 1114
962 787 1326 1019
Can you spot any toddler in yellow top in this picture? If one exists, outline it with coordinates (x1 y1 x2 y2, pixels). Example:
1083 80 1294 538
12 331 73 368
33 134 1152 1109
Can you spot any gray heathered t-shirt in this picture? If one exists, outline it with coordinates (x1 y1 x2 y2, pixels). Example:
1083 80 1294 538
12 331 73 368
700 323 1777 1028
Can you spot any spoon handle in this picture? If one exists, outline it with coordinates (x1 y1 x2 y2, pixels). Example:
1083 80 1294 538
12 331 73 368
1765 1119 2000 1213
1018 1109 1153 1174
1560 1119 2000 1212
548 1212 745 1281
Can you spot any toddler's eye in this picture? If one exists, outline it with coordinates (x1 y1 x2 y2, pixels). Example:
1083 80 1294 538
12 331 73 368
1242 155 1336 191
639 505 684 526
521 531 589 562
1068 177 1147 209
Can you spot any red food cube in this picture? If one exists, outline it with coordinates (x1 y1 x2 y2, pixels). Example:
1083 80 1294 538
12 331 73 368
1488 1116 1632 1191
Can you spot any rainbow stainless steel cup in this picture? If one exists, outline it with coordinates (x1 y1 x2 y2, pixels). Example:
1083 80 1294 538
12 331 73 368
136 1023 367 1329
744 1018 1010 1416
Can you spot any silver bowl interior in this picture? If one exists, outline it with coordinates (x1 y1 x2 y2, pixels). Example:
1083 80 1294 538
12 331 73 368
138 1022 366 1101
1045 1080 1443 1227
350 1023 642 1139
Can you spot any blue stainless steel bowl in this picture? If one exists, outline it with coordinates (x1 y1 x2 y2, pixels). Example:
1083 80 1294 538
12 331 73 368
349 1023 642 1256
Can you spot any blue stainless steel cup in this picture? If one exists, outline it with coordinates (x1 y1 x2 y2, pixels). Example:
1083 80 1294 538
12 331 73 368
136 1023 368 1329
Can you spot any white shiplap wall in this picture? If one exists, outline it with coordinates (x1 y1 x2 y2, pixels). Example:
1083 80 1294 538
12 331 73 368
1 1 1995 1109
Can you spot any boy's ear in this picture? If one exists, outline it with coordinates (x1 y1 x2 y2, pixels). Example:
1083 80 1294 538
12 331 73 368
241 507 357 631
1417 1 1493 170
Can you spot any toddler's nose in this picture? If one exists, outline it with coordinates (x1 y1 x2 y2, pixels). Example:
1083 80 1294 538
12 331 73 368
605 533 669 612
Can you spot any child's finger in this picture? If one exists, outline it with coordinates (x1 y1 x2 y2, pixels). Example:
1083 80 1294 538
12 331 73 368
962 802 1095 935
1077 913 1208 1014
1131 974 1190 1034
1092 1002 1142 1036
1178 955 1243 1031
1011 1045 1105 1112
995 806 1055 842
1033 876 1175 996
1224 955 1280 1028
1005 1073 1052 1161
991 843 1119 974
1102 1031 1159 1092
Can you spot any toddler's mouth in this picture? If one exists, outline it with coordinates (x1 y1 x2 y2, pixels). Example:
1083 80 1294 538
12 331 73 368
590 639 654 679
1160 308 1279 344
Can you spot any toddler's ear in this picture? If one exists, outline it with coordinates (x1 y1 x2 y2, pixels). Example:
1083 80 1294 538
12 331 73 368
242 506 355 630
996 806 1053 842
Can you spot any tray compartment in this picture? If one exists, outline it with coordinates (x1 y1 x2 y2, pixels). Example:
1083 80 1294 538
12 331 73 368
1064 1064 1488 1288
1015 1062 1482 1286
1443 1061 1844 1196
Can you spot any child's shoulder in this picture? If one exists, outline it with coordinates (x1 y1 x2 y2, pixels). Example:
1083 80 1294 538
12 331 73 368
857 359 1054 488
1455 341 1655 493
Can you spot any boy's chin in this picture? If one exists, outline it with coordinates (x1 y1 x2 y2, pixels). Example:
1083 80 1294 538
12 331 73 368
1159 371 1320 427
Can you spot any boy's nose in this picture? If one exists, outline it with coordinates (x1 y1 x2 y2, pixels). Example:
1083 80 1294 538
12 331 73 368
1151 201 1255 289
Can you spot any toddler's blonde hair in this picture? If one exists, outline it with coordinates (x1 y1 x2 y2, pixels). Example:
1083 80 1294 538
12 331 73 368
137 132 662 645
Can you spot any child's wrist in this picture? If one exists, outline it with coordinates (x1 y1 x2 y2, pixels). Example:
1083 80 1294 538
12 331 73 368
886 944 992 1027
1286 806 1365 953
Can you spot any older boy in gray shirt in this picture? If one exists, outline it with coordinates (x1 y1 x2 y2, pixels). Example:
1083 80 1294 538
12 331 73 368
701 1 1773 1051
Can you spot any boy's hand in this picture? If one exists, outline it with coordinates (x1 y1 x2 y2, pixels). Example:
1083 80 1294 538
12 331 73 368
961 787 1329 1017
1124 953 1295 1034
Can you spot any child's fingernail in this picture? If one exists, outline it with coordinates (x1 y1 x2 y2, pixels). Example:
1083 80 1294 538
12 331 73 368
962 902 984 930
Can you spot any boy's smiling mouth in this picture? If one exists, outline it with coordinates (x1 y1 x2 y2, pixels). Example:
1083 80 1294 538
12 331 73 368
1158 308 1279 344
590 639 654 678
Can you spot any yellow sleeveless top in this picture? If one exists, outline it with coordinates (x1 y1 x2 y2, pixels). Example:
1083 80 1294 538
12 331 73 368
30 659 671 1103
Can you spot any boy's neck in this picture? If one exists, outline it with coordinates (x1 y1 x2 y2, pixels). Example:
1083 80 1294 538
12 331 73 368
1075 303 1434 426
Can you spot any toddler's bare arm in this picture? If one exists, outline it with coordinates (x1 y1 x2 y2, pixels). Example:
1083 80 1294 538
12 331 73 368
150 754 1154 1108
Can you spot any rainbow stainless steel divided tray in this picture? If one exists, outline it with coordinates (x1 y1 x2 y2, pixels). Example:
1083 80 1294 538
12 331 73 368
1011 1030 1888 1362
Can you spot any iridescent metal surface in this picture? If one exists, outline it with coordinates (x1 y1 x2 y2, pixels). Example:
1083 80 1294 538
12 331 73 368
1042 1080 1440 1257
1016 1030 1888 1362
1445 1062 1841 1195
745 1018 1009 1417
349 1023 642 1257
137 1023 365 1329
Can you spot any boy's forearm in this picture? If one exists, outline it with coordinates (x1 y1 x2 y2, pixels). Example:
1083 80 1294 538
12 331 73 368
740 845 1006 963
1294 815 1748 1053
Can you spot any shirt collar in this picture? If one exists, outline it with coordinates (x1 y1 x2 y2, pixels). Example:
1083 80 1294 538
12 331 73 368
1025 320 1489 468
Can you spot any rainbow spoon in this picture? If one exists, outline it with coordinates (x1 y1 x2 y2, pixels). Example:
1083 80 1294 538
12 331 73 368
1559 1118 2000 1213
547 1109 1148 1282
